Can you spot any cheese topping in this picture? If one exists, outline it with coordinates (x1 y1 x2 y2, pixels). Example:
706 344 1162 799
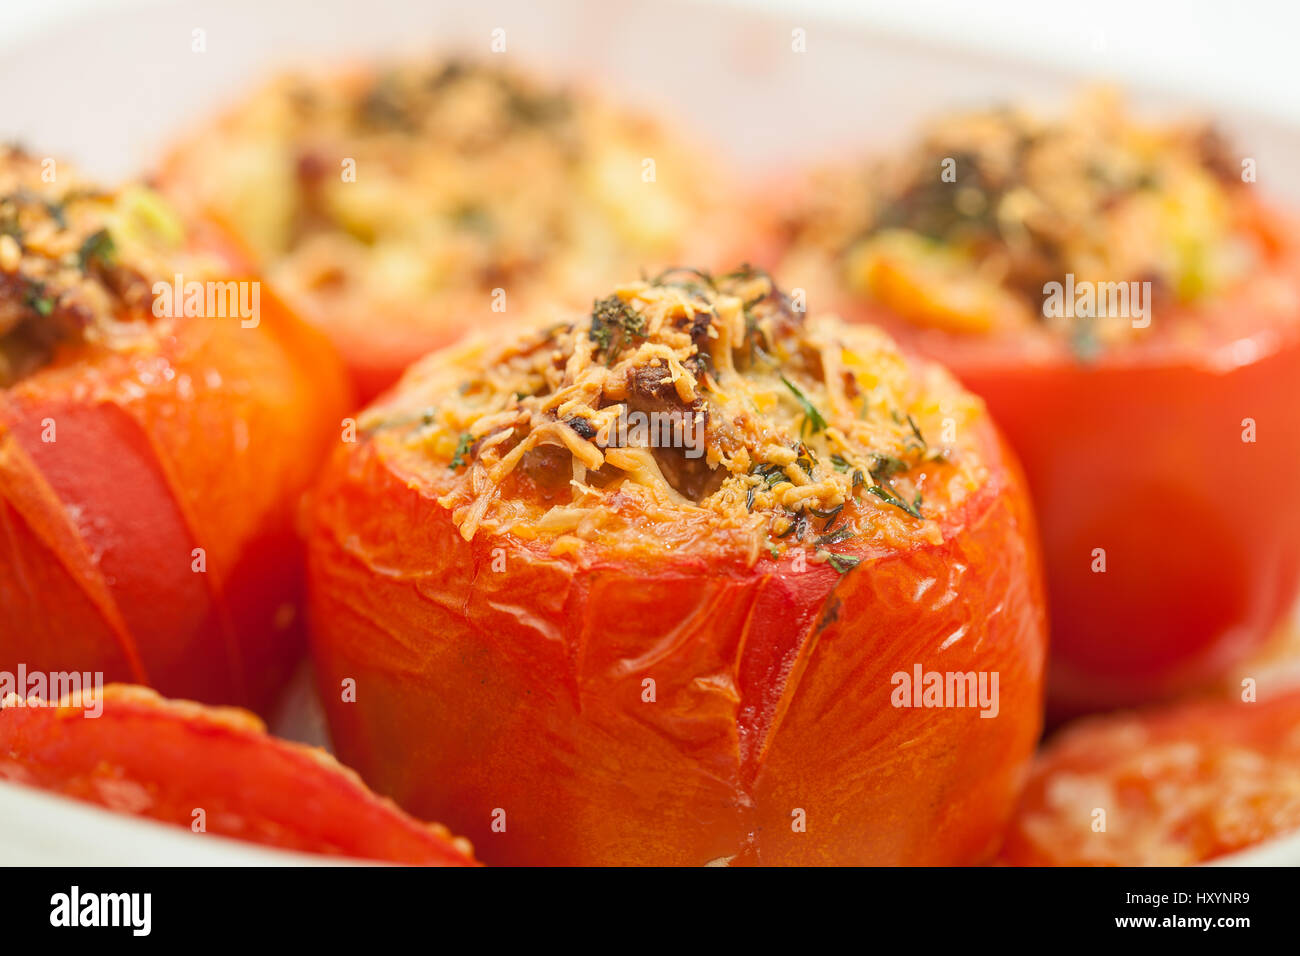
363 267 988 564
0 147 204 386
779 89 1265 351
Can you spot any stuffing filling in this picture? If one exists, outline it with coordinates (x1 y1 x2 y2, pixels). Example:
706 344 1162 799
0 147 199 386
164 58 718 327
363 267 988 564
779 90 1267 354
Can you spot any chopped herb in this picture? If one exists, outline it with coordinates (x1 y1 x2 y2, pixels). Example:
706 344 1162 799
795 450 816 477
776 510 810 540
24 280 54 316
765 541 781 560
449 432 474 470
745 486 756 511
831 454 852 473
821 551 861 575
780 375 827 436
77 228 116 271
902 412 927 452
589 295 645 358
814 526 855 547
868 453 908 482
810 503 844 536
868 484 924 520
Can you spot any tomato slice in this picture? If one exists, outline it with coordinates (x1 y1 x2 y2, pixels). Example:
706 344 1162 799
999 686 1300 866
0 685 476 865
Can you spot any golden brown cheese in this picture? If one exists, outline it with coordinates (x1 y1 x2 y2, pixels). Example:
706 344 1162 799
161 58 727 340
0 147 208 386
361 267 988 565
778 89 1263 351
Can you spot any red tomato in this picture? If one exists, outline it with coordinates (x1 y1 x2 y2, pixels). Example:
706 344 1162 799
0 239 351 712
770 198 1300 715
0 685 476 864
304 303 1048 865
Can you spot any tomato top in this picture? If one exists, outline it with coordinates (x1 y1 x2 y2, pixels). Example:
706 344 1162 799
0 147 217 387
161 58 724 336
777 89 1294 359
359 267 991 565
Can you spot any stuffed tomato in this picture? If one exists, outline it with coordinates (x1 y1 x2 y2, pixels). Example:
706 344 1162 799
0 147 350 711
0 685 476 864
768 91 1300 714
158 58 733 400
306 266 1047 865
999 685 1300 866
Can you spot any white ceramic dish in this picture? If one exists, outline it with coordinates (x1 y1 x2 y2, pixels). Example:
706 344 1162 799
1 0 1297 866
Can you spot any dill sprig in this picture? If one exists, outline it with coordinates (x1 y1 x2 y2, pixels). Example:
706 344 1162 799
780 375 827 436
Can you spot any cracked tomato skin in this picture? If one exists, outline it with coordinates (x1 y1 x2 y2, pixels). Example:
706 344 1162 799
306 400 1047 866
0 685 476 864
0 268 350 712
998 686 1300 866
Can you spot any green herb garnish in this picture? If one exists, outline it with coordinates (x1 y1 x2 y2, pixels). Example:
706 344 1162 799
449 432 474 470
821 551 861 575
77 228 116 271
868 484 924 520
589 295 645 357
780 375 827 436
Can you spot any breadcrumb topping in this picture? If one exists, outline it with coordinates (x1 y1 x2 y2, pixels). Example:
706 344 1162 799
362 267 988 564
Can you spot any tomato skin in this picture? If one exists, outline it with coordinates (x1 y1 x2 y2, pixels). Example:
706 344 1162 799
306 414 1047 865
0 284 351 712
953 331 1300 716
0 685 476 864
998 687 1300 866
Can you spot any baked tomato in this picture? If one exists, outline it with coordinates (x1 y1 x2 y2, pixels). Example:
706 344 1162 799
0 685 476 864
157 57 734 400
306 267 1047 865
0 148 351 712
999 685 1300 866
767 90 1300 714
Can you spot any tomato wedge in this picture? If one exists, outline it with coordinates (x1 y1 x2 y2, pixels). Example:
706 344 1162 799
999 685 1300 866
0 685 476 864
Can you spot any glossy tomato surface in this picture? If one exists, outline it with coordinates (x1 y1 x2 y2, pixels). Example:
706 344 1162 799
306 406 1047 865
0 281 350 712
0 685 476 864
